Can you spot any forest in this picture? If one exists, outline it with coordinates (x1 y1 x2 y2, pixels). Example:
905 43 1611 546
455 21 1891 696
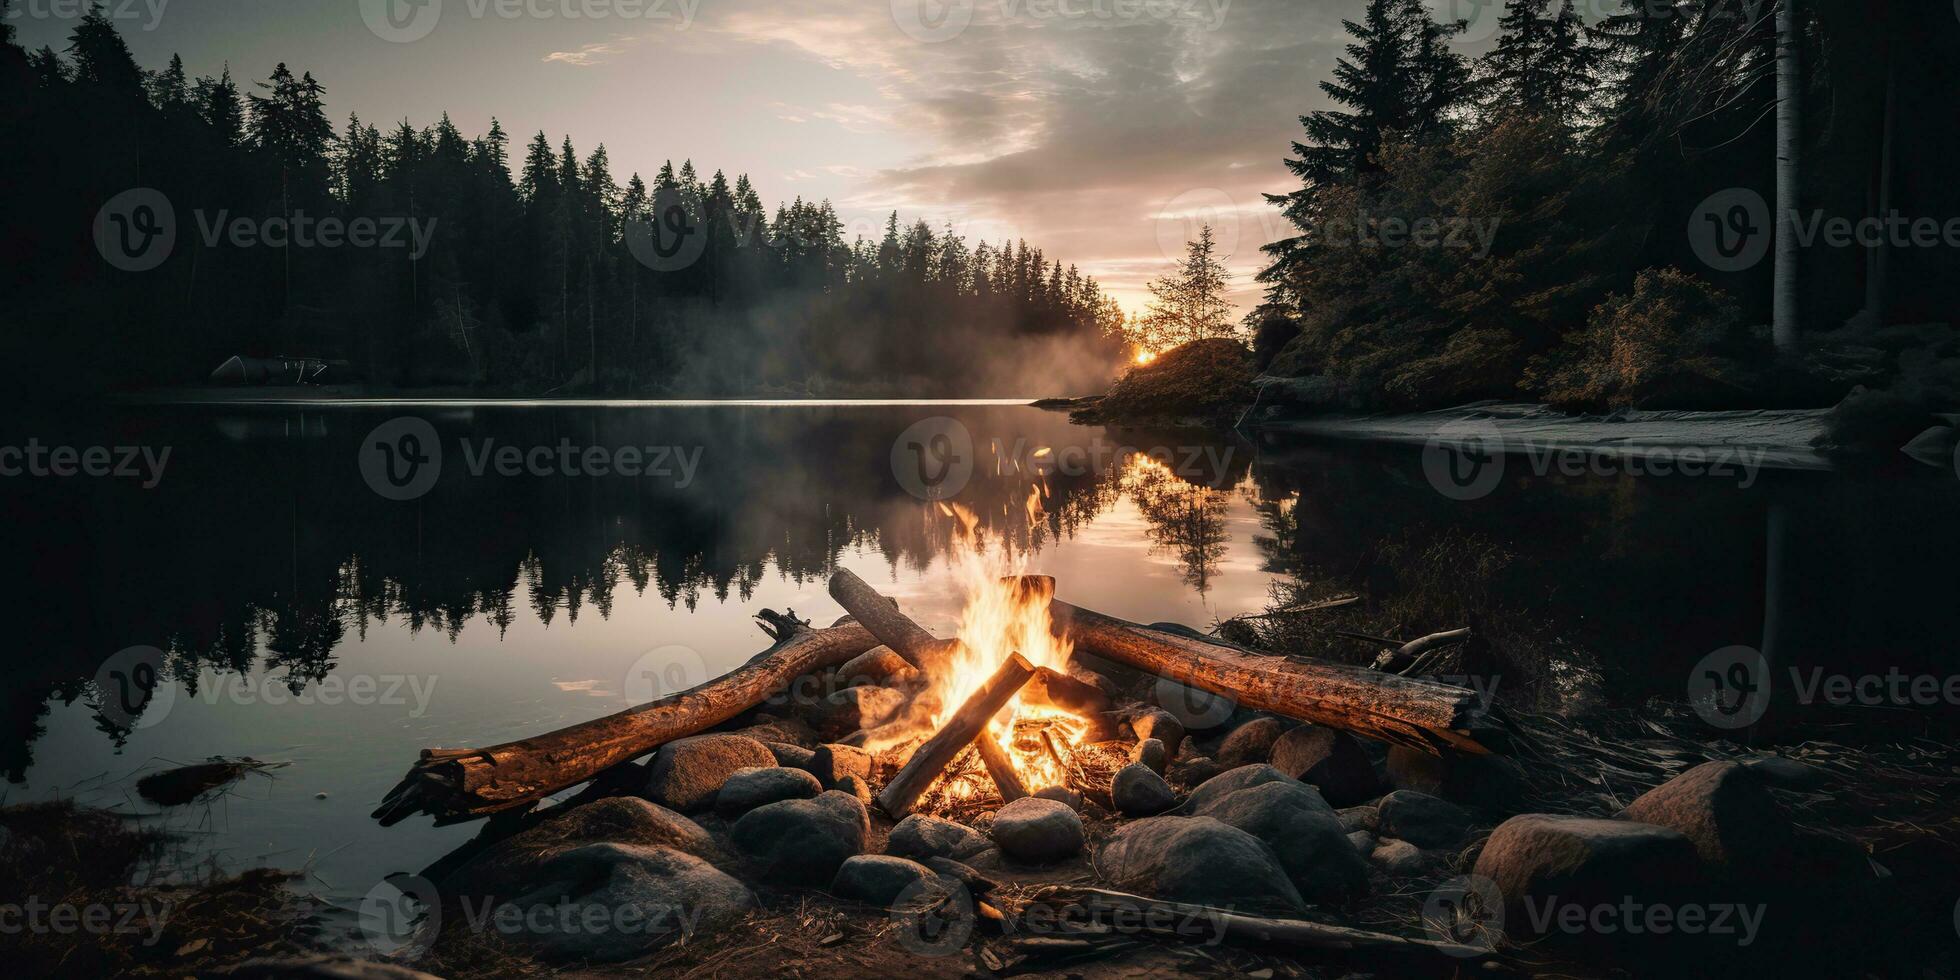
0 5 1128 397
1247 0 1960 416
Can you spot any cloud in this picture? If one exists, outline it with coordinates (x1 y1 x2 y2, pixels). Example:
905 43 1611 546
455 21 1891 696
690 0 1361 312
543 36 645 66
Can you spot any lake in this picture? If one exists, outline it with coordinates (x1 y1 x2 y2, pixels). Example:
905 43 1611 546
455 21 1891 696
4 401 1957 937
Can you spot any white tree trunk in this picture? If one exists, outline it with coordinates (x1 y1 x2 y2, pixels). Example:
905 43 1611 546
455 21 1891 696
1772 0 1801 349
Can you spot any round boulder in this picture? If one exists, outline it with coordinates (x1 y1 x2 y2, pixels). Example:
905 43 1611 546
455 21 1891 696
1187 779 1364 900
1033 785 1084 811
830 854 935 908
1269 725 1380 807
495 842 753 962
1131 737 1168 775
730 790 869 885
810 743 873 789
646 734 776 813
1099 816 1304 914
715 766 823 818
1375 790 1471 849
1217 717 1286 767
1618 761 1794 873
990 797 1084 864
886 813 992 862
1471 814 1700 944
1112 762 1177 817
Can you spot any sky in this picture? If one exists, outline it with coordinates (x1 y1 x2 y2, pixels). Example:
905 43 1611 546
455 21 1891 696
10 0 1441 315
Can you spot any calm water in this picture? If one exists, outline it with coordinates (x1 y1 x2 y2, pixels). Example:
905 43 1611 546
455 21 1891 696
3 402 1957 931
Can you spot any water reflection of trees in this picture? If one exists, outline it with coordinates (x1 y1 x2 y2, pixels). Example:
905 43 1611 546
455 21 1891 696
2 406 1220 777
1122 455 1234 594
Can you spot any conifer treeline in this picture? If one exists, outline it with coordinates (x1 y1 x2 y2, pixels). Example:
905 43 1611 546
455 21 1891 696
0 7 1125 395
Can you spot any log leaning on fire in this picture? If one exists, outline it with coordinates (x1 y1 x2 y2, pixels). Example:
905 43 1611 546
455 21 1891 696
974 731 1031 803
828 567 954 670
877 652 1037 818
1044 596 1501 756
371 615 880 826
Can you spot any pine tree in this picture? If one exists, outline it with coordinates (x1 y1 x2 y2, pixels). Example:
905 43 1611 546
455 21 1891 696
66 4 143 95
1140 225 1235 349
247 63 336 199
196 65 244 145
1478 0 1599 127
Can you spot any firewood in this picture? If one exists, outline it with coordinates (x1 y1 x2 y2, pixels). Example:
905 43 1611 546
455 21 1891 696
1040 593 1502 755
1027 666 1113 716
372 616 879 826
828 568 955 670
877 652 1036 817
974 731 1030 802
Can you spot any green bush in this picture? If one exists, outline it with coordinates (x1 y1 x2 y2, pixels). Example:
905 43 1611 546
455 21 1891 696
1524 268 1760 410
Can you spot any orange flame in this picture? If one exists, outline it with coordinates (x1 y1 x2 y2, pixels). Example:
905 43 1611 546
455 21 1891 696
930 502 1083 795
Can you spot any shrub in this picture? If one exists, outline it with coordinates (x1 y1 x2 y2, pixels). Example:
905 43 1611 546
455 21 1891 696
1524 268 1759 410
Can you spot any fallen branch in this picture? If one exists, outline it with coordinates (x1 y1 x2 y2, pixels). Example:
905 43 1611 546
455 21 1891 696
828 569 954 670
878 652 1035 817
372 615 879 826
1043 595 1501 755
1032 886 1509 972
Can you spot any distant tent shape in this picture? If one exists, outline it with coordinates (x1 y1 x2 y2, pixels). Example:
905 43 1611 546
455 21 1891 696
209 355 340 385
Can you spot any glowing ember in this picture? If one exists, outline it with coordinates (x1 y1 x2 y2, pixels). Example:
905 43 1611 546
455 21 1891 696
1134 349 1157 365
932 501 1083 798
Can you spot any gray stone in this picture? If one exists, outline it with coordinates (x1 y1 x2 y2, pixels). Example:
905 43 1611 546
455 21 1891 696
1337 805 1379 833
1369 839 1429 875
1033 785 1084 811
765 741 816 771
730 791 869 885
1167 754 1224 787
1130 709 1185 755
830 854 935 908
1099 816 1304 914
990 797 1084 864
1619 761 1795 872
1269 726 1380 807
496 842 753 961
1112 762 1177 817
835 773 874 804
886 814 992 862
1217 717 1286 767
810 743 873 788
1178 763 1301 814
646 734 776 812
927 856 998 896
1188 780 1365 901
727 715 817 748
1471 814 1700 943
447 797 719 898
715 766 823 817
1346 831 1376 854
1376 790 1471 849
1131 737 1168 775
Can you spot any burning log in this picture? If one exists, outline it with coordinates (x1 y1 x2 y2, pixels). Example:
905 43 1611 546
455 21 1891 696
1026 666 1113 716
877 652 1036 818
973 730 1030 802
828 568 955 670
1042 594 1502 756
371 614 879 826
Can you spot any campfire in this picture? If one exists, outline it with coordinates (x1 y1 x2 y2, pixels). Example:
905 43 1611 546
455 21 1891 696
854 501 1125 816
